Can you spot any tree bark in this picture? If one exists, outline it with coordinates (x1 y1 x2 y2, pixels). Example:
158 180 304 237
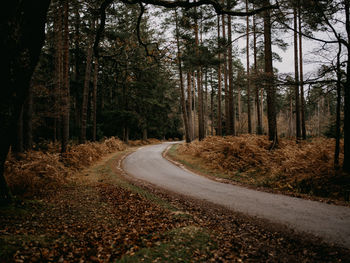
92 58 98 141
187 72 193 140
222 12 229 135
294 7 301 141
54 0 63 144
80 20 95 144
195 7 204 141
246 0 252 134
175 9 191 143
343 0 350 172
24 84 33 150
253 12 263 135
334 41 342 169
14 106 24 154
217 15 223 136
0 0 51 204
227 5 235 136
211 73 214 135
61 0 70 153
298 4 306 140
263 0 278 146
192 72 196 138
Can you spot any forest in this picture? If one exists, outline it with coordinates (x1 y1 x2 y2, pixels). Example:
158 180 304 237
1 0 350 262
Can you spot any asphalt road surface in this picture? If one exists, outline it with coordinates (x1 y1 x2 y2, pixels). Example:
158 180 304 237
123 142 350 248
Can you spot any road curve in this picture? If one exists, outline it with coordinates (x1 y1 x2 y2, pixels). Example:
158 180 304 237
123 142 350 248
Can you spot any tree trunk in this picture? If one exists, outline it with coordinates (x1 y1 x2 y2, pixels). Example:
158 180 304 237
246 0 252 134
14 106 24 155
187 72 193 140
227 7 235 136
175 9 191 143
217 15 223 136
343 0 350 172
92 58 98 141
294 8 301 141
195 10 204 141
143 128 148 141
263 0 278 146
253 12 263 135
80 20 95 144
222 13 229 135
211 73 214 135
61 0 70 153
192 72 196 138
0 0 51 204
54 0 63 144
298 4 306 140
334 41 342 169
24 84 33 150
205 70 208 136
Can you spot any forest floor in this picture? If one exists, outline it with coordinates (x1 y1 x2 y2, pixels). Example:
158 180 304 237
166 136 350 205
1 145 350 262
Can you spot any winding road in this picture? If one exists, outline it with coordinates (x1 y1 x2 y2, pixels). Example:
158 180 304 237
123 142 350 248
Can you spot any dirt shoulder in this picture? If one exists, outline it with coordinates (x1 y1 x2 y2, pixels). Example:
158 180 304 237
1 147 350 262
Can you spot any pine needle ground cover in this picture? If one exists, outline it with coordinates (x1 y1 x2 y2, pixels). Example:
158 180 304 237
168 135 350 202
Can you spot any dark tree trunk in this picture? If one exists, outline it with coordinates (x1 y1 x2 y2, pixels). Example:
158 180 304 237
227 3 235 136
24 85 33 150
246 0 252 134
204 70 208 136
343 0 350 172
61 0 70 153
294 8 301 141
298 4 306 140
217 15 223 136
92 58 98 141
195 10 204 141
192 72 196 138
14 106 24 155
227 17 234 136
211 73 214 135
175 9 191 143
54 0 63 144
187 72 193 140
253 12 263 135
334 41 342 169
222 13 229 135
142 128 148 141
263 0 278 146
0 0 51 204
80 20 95 144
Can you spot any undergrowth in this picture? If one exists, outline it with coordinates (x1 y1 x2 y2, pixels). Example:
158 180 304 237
172 135 350 201
4 138 161 197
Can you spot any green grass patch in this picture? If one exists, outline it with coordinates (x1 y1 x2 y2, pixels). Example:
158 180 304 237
117 226 216 263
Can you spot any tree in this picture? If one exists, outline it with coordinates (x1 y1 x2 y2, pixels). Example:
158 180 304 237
61 0 70 153
253 10 263 135
175 8 191 143
298 2 306 140
80 19 95 144
0 0 51 204
263 0 278 146
246 0 252 134
217 15 223 136
227 0 235 136
293 6 301 141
